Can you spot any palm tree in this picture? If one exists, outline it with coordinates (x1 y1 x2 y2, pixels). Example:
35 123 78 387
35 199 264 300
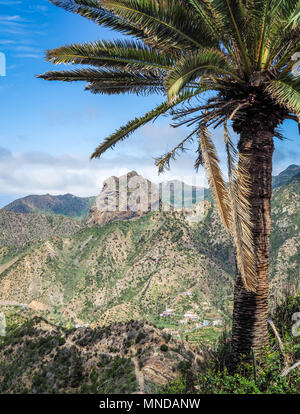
39 0 300 362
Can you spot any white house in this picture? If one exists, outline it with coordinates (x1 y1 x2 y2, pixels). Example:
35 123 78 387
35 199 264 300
212 319 223 327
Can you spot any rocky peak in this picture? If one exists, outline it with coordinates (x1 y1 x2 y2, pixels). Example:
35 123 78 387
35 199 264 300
87 171 159 227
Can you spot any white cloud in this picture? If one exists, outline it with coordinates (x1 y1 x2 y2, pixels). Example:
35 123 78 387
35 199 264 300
0 15 24 22
0 143 208 199
0 122 296 201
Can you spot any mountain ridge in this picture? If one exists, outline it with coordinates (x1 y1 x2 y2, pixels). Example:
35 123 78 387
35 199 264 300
0 172 298 332
2 164 298 220
1 194 96 220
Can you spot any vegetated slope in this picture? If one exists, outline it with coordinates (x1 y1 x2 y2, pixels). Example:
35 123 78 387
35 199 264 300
0 207 233 326
2 194 95 220
269 171 300 299
0 169 298 329
0 210 84 248
192 172 300 299
0 310 202 394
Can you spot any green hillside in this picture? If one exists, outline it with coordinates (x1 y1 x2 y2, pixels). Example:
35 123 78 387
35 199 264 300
0 173 299 336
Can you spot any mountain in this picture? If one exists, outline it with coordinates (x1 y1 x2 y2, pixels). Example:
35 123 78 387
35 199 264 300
159 179 205 208
0 206 233 330
2 193 95 220
0 311 202 394
0 166 298 339
0 171 299 332
2 165 298 221
1 172 205 222
0 166 299 395
272 164 300 189
87 171 157 227
269 170 300 298
87 171 205 227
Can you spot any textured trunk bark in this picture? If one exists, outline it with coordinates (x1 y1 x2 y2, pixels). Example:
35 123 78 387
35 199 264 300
231 129 274 363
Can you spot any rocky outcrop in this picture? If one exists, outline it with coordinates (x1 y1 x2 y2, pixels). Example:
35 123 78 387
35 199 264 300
87 171 159 227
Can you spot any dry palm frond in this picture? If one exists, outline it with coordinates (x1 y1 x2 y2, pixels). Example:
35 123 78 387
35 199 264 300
224 122 257 292
155 128 197 173
198 127 231 233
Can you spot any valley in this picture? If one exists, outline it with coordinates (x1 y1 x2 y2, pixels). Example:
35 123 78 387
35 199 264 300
0 166 299 345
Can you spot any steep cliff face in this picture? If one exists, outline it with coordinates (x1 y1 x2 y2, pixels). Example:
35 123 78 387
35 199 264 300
87 171 159 227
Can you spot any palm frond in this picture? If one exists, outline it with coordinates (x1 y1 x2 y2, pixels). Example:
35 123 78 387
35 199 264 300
284 0 300 30
213 0 252 73
224 123 257 292
266 78 300 116
187 0 225 41
263 1 300 71
198 127 231 232
45 39 174 71
90 91 196 159
49 0 146 39
194 137 204 172
98 0 212 50
37 67 163 95
155 128 197 173
50 0 217 51
91 102 169 159
85 82 163 95
166 49 239 99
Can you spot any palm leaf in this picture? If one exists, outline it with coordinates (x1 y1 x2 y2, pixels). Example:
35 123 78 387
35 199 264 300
155 128 197 173
198 127 231 232
224 123 257 292
49 0 146 39
45 39 174 71
266 78 300 116
90 90 197 159
166 49 239 99
37 67 163 95
98 0 206 49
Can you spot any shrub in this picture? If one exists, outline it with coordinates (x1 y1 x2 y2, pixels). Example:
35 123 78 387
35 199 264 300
135 331 146 344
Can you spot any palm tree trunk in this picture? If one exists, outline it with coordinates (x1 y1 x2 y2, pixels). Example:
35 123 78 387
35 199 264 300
231 129 274 362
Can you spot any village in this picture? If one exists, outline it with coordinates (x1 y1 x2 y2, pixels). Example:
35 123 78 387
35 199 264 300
156 295 225 343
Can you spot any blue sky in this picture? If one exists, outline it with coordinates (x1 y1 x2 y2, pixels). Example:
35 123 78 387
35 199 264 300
0 0 299 207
